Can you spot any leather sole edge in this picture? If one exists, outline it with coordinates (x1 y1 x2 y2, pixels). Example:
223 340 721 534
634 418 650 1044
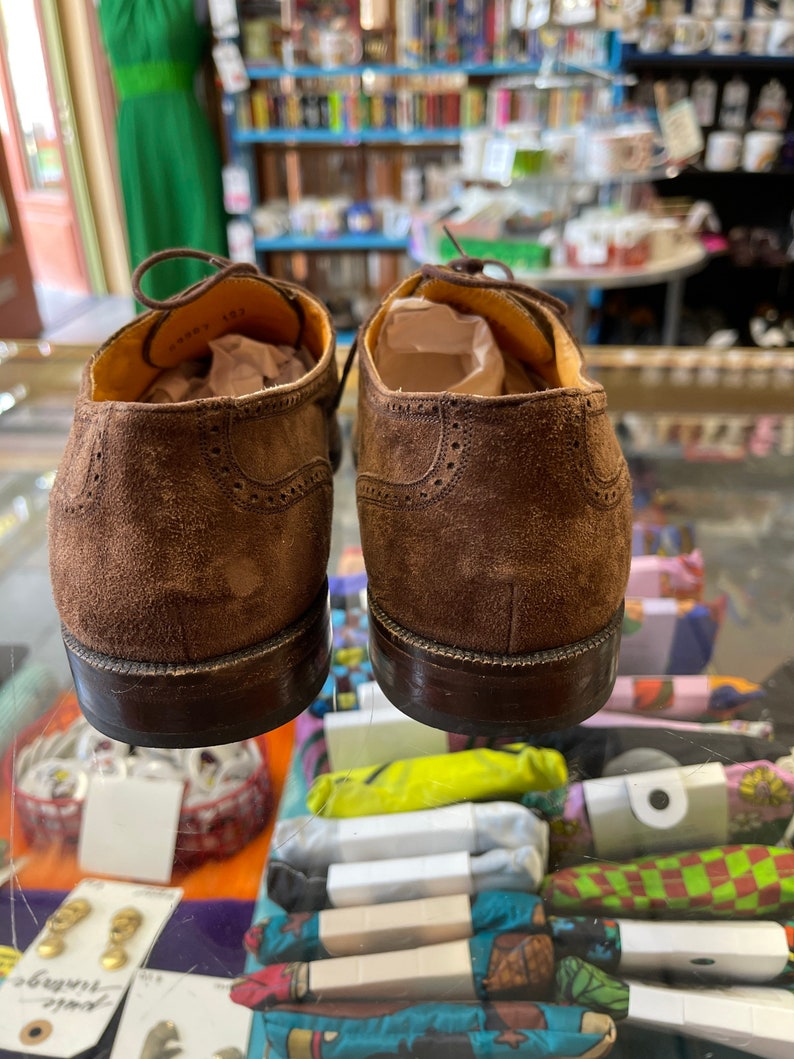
368 595 624 736
62 581 332 748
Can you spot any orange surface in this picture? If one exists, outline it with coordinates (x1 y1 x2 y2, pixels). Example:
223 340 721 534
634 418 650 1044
1 693 295 900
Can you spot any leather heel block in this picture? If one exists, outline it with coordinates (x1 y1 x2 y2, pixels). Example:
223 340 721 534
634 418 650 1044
62 582 333 748
368 594 624 737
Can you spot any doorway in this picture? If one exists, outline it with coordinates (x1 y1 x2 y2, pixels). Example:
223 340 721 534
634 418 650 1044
0 0 91 302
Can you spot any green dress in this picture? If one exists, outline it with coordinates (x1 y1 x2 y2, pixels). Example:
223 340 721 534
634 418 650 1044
99 0 228 300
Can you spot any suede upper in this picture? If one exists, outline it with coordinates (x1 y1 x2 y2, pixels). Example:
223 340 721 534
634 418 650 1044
48 272 338 664
356 265 633 656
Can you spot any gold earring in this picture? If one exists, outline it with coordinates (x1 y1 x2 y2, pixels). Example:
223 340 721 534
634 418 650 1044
36 898 92 959
100 906 143 971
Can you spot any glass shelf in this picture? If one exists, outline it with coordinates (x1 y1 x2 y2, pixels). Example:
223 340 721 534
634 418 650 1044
2 342 794 1059
505 162 682 189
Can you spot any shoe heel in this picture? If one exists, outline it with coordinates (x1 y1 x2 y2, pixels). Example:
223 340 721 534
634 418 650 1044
63 582 333 748
368 595 624 737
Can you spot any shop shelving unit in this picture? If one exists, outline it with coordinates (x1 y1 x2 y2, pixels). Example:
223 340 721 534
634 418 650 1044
222 9 621 274
621 43 794 342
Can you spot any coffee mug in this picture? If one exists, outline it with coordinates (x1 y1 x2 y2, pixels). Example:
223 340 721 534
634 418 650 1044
745 18 771 54
586 130 639 178
308 28 362 67
705 130 742 171
767 18 794 55
692 0 717 15
649 218 686 261
742 130 783 171
460 129 490 179
660 0 685 17
711 18 745 53
623 123 668 171
564 217 612 267
639 17 670 53
670 16 713 53
614 215 651 267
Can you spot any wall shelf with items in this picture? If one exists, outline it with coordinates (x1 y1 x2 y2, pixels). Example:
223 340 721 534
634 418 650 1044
244 62 548 79
234 128 465 145
220 2 621 337
254 233 409 251
619 25 793 347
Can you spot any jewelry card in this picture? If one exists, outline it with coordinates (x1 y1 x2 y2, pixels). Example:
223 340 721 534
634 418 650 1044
0 878 182 1056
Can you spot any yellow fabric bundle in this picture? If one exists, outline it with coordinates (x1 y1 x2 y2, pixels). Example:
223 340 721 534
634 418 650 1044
306 743 567 818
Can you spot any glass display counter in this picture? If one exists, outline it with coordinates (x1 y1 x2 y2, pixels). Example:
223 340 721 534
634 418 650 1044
0 340 793 1059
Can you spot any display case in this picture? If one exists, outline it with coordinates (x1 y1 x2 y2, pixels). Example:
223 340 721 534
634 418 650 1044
0 338 793 1058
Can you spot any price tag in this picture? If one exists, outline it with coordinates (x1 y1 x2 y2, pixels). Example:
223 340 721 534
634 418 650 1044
0 879 182 1057
110 969 252 1059
213 41 250 94
655 89 704 165
208 0 239 38
481 137 516 184
227 219 257 264
222 164 252 214
79 776 183 884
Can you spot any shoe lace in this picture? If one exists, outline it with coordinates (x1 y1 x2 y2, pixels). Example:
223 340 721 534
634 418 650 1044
439 227 516 281
131 247 260 311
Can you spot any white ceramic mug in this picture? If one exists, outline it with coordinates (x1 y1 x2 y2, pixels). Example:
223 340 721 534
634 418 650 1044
660 0 685 18
711 18 745 53
459 129 490 179
614 214 651 267
705 130 743 171
692 0 717 16
742 130 783 171
767 18 794 55
649 218 686 261
587 129 647 179
624 123 668 171
670 16 713 53
565 213 613 267
638 17 670 52
308 28 362 68
745 18 771 54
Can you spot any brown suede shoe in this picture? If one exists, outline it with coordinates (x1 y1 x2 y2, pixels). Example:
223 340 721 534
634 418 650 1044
350 257 632 735
49 250 339 747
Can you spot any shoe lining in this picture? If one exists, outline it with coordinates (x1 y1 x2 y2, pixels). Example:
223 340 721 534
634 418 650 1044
141 337 315 402
368 275 594 396
91 277 332 403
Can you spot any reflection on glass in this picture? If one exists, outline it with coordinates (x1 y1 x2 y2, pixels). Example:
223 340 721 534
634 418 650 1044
0 187 10 247
0 0 64 191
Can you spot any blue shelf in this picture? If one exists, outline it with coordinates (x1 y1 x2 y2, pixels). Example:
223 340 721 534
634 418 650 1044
234 127 462 145
245 61 544 80
255 234 409 252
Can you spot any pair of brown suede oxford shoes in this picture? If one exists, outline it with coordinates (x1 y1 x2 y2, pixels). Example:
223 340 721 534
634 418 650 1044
48 248 632 748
